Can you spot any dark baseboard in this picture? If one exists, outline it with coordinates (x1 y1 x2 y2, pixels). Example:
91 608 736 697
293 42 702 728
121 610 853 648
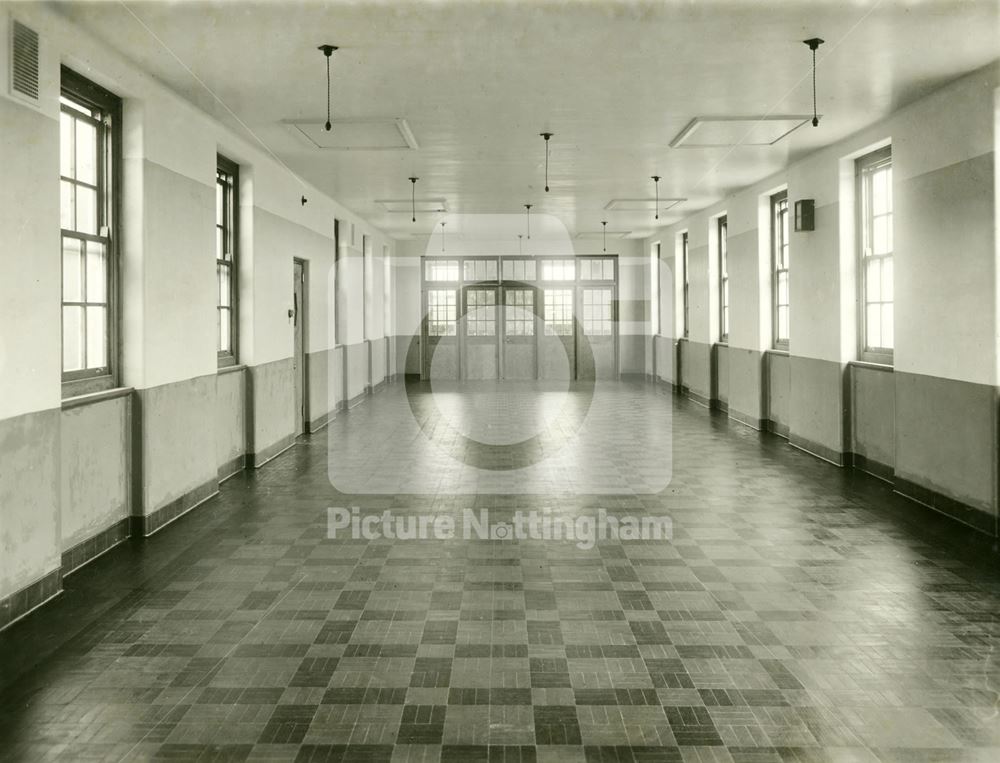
371 379 387 394
250 433 297 468
307 411 334 433
0 568 62 632
766 420 790 439
133 478 219 537
217 454 246 482
685 389 712 408
894 476 997 537
848 452 894 484
710 398 729 413
789 434 846 467
346 390 368 410
61 518 130 577
728 408 763 431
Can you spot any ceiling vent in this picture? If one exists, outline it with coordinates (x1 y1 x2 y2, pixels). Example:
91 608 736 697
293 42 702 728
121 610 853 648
376 198 447 214
670 116 813 148
604 198 685 212
10 19 39 102
285 117 418 150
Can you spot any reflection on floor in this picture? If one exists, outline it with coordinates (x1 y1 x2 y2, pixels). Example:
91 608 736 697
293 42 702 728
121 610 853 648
2 380 999 762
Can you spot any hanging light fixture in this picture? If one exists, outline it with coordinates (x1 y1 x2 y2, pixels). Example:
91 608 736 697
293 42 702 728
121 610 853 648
602 220 608 253
408 177 418 222
540 132 554 192
440 221 446 252
317 44 338 131
803 38 824 127
651 176 661 220
518 234 523 256
524 203 532 239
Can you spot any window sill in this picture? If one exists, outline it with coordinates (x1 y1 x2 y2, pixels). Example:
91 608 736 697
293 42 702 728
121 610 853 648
62 386 133 411
766 347 790 357
850 359 894 373
217 363 247 376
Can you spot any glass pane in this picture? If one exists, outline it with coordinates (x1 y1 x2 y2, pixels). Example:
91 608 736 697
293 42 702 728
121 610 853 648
216 226 224 261
76 185 97 235
873 215 891 255
216 181 225 225
777 306 788 342
60 113 75 178
219 264 232 307
882 258 894 302
75 119 97 185
62 237 83 302
486 261 497 280
865 259 881 302
881 304 894 350
86 306 107 368
86 242 107 303
777 271 789 306
60 181 75 230
219 307 231 353
872 169 890 216
63 306 84 371
867 304 881 349
525 261 536 280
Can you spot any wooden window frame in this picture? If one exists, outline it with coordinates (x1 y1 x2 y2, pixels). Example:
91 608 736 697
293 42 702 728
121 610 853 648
857 145 894 365
216 154 239 367
681 232 689 339
60 67 122 398
717 216 729 344
771 191 790 350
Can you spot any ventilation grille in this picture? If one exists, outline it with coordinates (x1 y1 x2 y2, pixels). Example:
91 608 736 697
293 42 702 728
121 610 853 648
10 20 39 101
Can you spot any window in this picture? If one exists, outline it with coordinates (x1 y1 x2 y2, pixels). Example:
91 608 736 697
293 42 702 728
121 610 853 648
582 288 613 336
680 232 689 338
362 234 372 340
771 191 789 348
465 289 496 336
504 289 535 336
502 259 537 282
717 216 729 343
463 259 498 283
857 146 893 362
60 68 121 394
427 290 457 336
540 259 576 281
544 289 574 335
650 244 660 336
579 258 614 281
425 260 459 282
216 155 238 365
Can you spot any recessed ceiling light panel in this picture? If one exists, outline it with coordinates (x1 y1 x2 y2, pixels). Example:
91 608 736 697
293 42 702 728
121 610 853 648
376 198 448 213
604 198 685 212
670 116 813 148
285 117 419 150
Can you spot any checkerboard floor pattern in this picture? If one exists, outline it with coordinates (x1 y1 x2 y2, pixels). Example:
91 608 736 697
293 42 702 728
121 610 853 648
2 381 999 762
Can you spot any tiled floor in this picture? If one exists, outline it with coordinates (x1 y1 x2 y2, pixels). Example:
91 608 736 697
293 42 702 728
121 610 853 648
2 380 1000 762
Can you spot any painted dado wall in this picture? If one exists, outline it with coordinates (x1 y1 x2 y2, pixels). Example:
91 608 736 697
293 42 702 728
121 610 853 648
647 62 999 535
0 7 394 626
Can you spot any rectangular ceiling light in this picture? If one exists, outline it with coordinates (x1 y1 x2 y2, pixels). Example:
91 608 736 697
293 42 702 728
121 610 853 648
604 198 685 212
670 116 813 148
376 198 448 213
574 230 630 240
285 117 418 150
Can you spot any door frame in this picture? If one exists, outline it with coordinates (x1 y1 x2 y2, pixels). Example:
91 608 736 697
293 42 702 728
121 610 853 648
293 257 309 434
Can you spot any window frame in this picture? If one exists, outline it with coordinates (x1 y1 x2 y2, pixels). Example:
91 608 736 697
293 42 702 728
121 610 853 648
771 190 790 350
216 153 239 367
60 67 122 398
717 216 728 344
650 242 660 336
681 232 689 339
856 145 894 365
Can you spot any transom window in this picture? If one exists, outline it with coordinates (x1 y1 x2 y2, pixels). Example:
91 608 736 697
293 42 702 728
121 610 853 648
771 191 790 348
216 155 238 364
544 289 574 335
579 258 614 281
504 289 535 336
718 216 729 343
60 68 121 394
858 146 893 361
463 259 498 283
427 289 457 336
582 288 613 336
465 289 496 336
540 259 576 281
425 260 459 282
502 259 537 282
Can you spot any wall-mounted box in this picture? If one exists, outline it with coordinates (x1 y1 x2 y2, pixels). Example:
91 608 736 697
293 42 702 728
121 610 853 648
794 199 815 231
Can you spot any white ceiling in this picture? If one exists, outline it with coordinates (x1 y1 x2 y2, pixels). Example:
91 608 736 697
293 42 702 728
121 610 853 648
56 0 999 239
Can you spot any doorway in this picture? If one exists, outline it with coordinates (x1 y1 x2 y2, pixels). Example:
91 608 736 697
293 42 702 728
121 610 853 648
293 258 308 435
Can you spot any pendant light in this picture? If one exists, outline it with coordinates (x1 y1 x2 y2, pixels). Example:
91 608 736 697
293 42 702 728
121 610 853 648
317 44 338 131
524 204 532 239
408 177 418 222
540 132 554 192
602 220 608 253
518 234 523 257
803 38 824 127
651 176 661 220
440 221 446 253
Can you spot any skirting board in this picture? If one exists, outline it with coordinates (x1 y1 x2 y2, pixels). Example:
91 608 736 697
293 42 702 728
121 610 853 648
0 568 62 632
131 478 220 537
61 517 130 577
250 433 297 468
